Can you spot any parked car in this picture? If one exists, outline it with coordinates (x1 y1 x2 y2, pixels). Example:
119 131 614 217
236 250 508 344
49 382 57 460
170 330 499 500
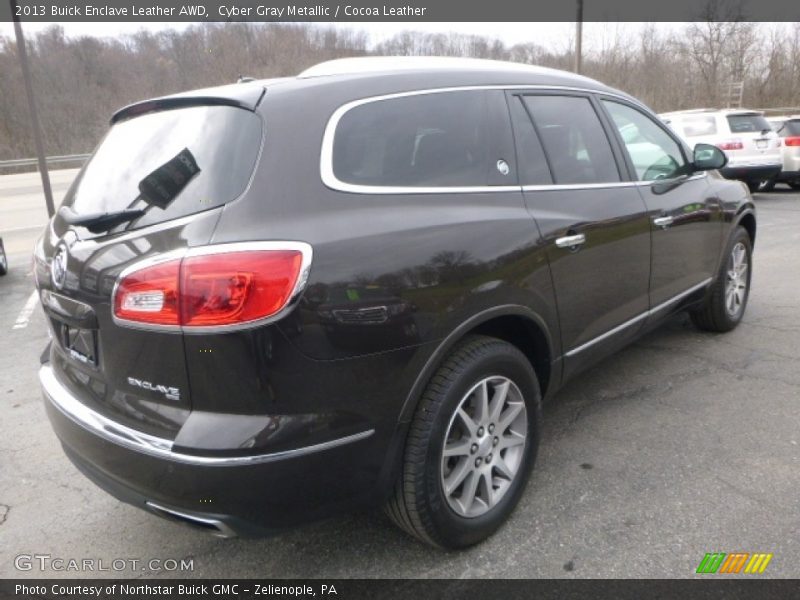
0 237 7 276
661 108 782 192
36 57 755 549
766 115 800 190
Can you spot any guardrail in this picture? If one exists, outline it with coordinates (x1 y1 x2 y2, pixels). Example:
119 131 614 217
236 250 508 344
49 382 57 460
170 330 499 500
0 154 90 170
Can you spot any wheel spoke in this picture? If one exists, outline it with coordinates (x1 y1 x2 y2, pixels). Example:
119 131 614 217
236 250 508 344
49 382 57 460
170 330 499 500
457 470 480 512
498 401 524 432
488 380 510 423
493 455 515 480
443 439 472 458
473 380 490 424
444 458 472 495
498 431 525 450
478 472 494 509
456 407 478 436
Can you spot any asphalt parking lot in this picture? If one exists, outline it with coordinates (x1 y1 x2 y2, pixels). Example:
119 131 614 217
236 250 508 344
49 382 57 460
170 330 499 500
0 173 798 579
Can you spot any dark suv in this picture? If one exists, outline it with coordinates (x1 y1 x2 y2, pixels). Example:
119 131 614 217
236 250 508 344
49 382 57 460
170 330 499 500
36 57 755 549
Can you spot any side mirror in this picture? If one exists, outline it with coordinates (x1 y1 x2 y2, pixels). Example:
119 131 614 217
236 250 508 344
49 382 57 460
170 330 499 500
693 143 728 171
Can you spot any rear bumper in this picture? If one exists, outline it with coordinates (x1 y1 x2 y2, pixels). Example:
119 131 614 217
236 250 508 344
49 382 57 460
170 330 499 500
41 364 381 536
720 164 782 183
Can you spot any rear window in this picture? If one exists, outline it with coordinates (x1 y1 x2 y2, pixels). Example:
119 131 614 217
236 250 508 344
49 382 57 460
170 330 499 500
62 105 262 231
681 115 718 137
727 114 771 134
331 90 515 188
775 120 800 137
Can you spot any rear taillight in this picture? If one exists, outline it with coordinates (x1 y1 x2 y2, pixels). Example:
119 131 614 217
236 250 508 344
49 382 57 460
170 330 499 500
783 136 800 147
717 139 744 151
113 243 312 330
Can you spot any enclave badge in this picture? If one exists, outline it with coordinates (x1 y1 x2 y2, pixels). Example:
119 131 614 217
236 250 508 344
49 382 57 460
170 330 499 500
51 243 69 289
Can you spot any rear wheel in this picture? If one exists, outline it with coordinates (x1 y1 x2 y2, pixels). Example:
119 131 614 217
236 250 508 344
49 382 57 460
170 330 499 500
0 239 7 276
690 226 752 332
789 182 800 191
385 335 540 549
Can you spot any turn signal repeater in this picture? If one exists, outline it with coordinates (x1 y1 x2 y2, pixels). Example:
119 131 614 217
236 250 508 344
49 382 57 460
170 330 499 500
112 242 312 332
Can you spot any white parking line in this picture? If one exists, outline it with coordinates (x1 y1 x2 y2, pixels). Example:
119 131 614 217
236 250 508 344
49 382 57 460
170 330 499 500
12 291 40 329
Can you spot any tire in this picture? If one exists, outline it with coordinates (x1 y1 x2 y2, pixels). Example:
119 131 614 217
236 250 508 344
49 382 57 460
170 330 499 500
385 335 541 549
690 226 752 333
758 176 777 192
0 239 7 276
789 182 800 191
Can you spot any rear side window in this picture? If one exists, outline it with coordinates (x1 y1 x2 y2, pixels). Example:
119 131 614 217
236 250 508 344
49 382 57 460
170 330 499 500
681 115 718 137
331 90 515 188
727 114 771 134
522 95 620 185
63 106 262 231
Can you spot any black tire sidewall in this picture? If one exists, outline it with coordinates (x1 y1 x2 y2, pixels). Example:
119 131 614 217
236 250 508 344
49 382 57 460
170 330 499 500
420 343 540 548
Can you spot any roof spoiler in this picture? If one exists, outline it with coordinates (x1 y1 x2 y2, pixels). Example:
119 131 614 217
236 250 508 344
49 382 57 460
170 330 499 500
111 89 266 124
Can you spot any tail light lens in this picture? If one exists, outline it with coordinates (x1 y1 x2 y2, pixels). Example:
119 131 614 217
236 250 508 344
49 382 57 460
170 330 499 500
717 139 744 151
783 136 800 147
113 243 311 330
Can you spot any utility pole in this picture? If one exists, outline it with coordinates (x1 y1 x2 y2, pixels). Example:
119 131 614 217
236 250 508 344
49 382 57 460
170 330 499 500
574 0 584 75
12 4 55 217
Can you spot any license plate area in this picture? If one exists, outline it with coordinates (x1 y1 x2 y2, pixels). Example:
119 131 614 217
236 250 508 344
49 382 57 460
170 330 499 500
756 139 768 149
60 323 98 366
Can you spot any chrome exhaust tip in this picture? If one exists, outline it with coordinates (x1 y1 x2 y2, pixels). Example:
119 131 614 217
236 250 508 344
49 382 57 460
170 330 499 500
145 501 237 538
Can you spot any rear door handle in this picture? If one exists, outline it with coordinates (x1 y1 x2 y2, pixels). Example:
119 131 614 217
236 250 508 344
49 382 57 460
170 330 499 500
653 216 674 229
555 233 586 249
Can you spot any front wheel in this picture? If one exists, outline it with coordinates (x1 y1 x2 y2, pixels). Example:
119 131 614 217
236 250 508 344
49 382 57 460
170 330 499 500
690 226 752 332
385 335 541 549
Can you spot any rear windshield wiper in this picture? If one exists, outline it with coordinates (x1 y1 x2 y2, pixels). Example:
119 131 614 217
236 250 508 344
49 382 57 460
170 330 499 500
58 206 145 233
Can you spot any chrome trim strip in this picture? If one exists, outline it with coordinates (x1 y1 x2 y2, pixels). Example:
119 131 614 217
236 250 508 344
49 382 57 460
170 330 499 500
110 240 313 335
41 364 374 467
564 278 713 358
320 84 646 196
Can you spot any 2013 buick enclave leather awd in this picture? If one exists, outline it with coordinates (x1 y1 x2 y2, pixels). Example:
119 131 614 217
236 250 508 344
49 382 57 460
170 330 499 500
35 57 755 549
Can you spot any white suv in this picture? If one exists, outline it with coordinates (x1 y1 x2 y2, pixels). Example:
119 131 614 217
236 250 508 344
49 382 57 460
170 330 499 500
661 109 782 192
766 115 800 190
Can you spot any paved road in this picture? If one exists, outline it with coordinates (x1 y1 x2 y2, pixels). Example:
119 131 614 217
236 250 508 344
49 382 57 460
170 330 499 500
0 176 798 579
0 168 78 256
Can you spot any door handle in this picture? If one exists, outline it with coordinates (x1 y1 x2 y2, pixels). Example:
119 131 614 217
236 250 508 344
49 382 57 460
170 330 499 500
555 233 586 249
653 215 674 229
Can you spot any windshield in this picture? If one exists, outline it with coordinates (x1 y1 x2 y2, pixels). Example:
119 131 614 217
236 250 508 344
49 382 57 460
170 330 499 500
726 114 771 134
61 105 262 232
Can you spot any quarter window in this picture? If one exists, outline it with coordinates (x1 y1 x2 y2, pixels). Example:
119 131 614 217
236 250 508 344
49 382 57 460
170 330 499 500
522 95 620 185
331 90 515 188
602 100 689 182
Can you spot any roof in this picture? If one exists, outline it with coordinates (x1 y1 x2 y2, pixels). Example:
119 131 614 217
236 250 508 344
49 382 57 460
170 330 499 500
110 57 629 124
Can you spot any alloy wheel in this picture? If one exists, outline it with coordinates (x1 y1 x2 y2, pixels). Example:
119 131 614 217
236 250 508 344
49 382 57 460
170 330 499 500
440 376 527 518
725 241 748 318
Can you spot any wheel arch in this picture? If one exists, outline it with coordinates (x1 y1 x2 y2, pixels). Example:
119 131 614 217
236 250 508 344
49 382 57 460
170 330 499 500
376 305 557 501
399 305 557 424
736 209 756 248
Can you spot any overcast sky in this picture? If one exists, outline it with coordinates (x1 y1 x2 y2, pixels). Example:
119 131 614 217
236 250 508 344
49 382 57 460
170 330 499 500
0 21 683 55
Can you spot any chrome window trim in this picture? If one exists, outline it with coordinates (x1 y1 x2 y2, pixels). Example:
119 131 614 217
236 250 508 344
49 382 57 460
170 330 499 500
320 84 646 195
110 240 313 335
41 364 374 467
564 278 712 357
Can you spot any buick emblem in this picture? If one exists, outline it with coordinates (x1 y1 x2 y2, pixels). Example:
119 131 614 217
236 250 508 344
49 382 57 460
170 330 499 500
51 243 69 289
